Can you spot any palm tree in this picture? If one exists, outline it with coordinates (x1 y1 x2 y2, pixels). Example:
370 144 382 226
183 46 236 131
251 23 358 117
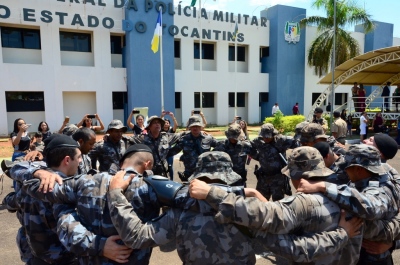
300 0 374 77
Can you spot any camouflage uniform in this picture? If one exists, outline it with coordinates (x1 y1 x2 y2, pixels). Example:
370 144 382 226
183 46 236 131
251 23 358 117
203 147 362 265
78 154 92 174
10 161 77 265
169 116 218 180
250 123 296 201
293 121 309 147
322 145 400 264
89 120 128 172
2 168 33 264
126 132 181 176
18 164 163 265
301 123 346 155
107 152 256 265
214 124 252 185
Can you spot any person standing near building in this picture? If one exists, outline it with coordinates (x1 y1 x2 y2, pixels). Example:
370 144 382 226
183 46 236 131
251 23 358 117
311 107 328 133
214 123 252 186
358 84 367 112
170 116 218 181
161 111 179 180
126 116 181 177
89 120 128 172
250 123 296 201
352 82 360 111
382 82 391 112
326 102 331 112
359 111 369 141
10 118 32 162
10 135 81 265
127 110 147 136
272 103 280 115
331 111 348 145
292 102 300 115
393 84 400 112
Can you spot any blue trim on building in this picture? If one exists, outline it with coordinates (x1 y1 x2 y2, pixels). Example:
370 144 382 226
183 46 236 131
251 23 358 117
125 0 175 117
263 5 306 117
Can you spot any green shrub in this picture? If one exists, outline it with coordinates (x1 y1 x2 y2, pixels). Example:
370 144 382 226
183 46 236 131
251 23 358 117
264 112 306 134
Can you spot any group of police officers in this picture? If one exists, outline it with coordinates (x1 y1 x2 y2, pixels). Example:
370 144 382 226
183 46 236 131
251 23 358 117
2 111 400 265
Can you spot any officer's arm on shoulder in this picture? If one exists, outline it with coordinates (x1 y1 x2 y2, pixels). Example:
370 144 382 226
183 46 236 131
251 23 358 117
23 175 78 204
364 212 400 242
54 203 108 256
255 228 349 263
9 161 47 183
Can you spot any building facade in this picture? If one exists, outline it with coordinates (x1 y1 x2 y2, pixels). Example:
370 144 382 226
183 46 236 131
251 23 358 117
0 0 398 136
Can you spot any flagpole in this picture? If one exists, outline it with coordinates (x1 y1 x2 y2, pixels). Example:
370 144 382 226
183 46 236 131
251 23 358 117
234 32 237 117
199 0 203 112
159 7 164 112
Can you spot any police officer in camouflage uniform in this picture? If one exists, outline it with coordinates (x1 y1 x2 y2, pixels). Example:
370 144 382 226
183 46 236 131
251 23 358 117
106 151 256 265
313 141 349 185
16 144 182 265
189 146 364 265
298 145 400 265
89 120 128 172
126 116 181 177
9 135 81 265
300 123 346 155
311 107 328 133
169 116 218 181
214 123 252 186
250 123 296 201
72 127 97 175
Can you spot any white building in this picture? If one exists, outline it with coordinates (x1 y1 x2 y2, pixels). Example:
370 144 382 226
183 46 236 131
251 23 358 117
0 0 398 136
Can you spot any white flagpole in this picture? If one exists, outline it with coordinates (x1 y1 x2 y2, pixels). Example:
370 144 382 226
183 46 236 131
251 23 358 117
234 32 237 117
199 0 203 111
159 8 164 112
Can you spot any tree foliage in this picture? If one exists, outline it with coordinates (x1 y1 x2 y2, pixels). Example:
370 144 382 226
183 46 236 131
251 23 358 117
300 0 374 76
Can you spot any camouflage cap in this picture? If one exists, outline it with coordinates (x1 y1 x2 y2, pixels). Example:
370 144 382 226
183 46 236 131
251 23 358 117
294 121 309 140
282 146 334 180
145 116 165 130
187 115 203 128
62 124 79 136
188 151 242 186
345 145 386 174
300 123 328 143
107 120 127 133
225 123 245 140
259 123 278 138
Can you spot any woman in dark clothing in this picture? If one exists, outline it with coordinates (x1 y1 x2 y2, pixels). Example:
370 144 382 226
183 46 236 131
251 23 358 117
127 112 147 136
161 111 179 180
10 118 31 161
37 121 52 140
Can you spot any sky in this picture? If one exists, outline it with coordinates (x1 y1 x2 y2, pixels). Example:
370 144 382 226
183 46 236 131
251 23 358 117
174 0 400 38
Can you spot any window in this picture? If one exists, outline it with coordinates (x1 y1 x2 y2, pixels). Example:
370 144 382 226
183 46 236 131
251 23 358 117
1 27 41 49
110 35 125 54
312 93 321 105
6 92 45 112
194 92 215 108
175 92 181 108
229 92 246 107
228 46 245 61
335 93 348 106
60 31 92 52
194 43 214 59
260 47 269 62
112 92 127 109
174 40 180 58
259 92 268 106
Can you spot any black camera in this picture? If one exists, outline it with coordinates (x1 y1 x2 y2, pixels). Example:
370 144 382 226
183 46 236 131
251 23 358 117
193 110 200 114
132 110 140 114
87 114 96 118
236 116 242 120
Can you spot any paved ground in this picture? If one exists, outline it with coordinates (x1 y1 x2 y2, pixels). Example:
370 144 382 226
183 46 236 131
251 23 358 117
1 144 400 264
